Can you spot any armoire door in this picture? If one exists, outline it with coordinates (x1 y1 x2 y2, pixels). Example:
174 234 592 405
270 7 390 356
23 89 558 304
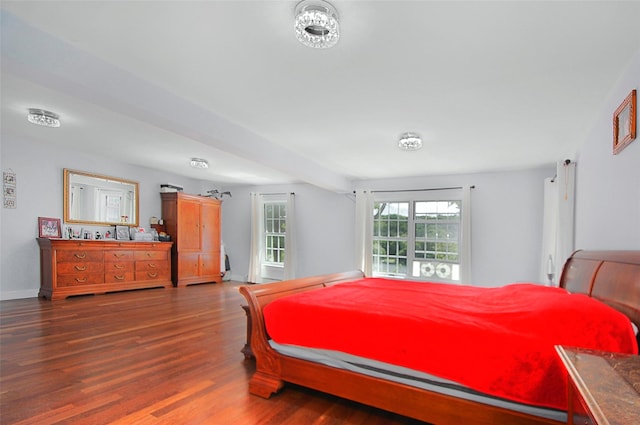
200 201 220 253
177 198 201 251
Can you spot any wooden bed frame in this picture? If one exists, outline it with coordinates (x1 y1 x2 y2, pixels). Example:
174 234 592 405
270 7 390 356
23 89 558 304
239 250 640 425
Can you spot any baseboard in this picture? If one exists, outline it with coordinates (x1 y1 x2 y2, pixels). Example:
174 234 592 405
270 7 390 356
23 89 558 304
0 289 39 300
229 273 247 283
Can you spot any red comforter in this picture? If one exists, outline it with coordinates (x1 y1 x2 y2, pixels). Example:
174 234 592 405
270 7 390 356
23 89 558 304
263 278 638 410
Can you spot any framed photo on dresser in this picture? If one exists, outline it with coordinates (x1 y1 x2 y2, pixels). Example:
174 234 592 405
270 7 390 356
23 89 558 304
38 217 62 238
115 225 130 240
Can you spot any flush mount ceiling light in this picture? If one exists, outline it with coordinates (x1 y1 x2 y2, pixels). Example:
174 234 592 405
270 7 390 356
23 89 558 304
27 108 60 128
398 132 423 151
190 158 209 169
294 0 339 49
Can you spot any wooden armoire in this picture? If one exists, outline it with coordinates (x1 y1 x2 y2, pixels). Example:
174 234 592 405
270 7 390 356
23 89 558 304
161 192 221 287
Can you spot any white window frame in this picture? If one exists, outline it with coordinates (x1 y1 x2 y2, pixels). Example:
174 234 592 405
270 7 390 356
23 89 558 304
261 199 286 281
371 188 470 284
249 193 297 284
263 201 286 266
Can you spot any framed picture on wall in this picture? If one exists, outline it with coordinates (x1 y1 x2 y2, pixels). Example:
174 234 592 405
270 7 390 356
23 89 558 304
613 89 636 155
38 217 62 238
116 225 130 240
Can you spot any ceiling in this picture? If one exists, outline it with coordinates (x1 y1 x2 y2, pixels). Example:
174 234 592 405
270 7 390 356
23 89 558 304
2 1 640 193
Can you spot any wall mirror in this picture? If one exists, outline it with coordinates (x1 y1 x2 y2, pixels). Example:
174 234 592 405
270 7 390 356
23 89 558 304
64 169 139 227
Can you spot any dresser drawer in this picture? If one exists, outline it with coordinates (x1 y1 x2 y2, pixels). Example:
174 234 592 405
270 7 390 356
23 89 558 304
135 260 168 272
104 250 134 261
136 269 170 281
134 250 168 261
57 250 103 262
104 261 134 273
105 271 135 283
57 273 104 287
57 262 103 274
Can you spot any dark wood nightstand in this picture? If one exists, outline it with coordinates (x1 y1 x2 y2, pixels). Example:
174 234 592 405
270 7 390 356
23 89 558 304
556 346 640 425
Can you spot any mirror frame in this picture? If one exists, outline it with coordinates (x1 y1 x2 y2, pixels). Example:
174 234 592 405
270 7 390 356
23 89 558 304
63 169 140 227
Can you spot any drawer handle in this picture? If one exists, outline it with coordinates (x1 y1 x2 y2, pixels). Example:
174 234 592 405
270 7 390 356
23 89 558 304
74 265 87 271
114 264 125 269
146 252 153 257
114 275 125 281
113 253 126 258
74 253 87 259
75 277 87 283
148 263 157 268
147 272 158 278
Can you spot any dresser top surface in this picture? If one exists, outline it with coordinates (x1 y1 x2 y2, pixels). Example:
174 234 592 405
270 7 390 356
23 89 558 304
556 346 640 425
37 238 173 248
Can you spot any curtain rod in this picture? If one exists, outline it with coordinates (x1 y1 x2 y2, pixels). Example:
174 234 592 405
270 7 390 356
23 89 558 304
354 186 475 194
258 192 295 195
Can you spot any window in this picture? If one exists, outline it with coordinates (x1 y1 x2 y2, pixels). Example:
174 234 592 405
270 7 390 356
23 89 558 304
413 200 461 281
249 192 296 284
371 190 466 283
264 202 286 265
373 202 408 275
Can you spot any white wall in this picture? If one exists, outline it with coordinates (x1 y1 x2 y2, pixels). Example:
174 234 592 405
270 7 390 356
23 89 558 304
361 169 553 286
6 45 638 299
220 184 356 282
575 49 640 249
0 132 215 299
1 128 557 300
222 166 554 287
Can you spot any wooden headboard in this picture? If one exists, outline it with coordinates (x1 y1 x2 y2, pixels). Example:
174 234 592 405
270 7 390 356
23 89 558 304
559 250 640 327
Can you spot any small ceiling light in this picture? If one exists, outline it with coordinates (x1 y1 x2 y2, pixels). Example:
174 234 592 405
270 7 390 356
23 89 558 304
27 108 60 128
398 132 423 151
190 158 209 169
294 0 339 49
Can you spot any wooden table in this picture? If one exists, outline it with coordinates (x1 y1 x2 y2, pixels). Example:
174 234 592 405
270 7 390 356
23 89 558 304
555 346 640 425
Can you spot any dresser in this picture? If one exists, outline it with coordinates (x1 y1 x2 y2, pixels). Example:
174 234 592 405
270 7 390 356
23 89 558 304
556 345 640 425
37 238 173 300
161 192 221 287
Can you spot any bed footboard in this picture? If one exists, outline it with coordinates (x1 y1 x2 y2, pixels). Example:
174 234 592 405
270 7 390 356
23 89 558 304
238 270 364 398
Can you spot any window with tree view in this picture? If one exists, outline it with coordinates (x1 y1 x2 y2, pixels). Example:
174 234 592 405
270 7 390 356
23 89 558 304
264 202 286 264
373 199 462 282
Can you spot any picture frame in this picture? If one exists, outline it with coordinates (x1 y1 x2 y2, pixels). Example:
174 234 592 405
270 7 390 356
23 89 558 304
613 89 636 155
115 225 130 241
38 217 62 238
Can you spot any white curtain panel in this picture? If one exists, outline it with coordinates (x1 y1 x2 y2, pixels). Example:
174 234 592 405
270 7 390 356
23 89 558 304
540 161 576 285
283 192 297 280
460 185 472 284
247 192 264 283
540 177 558 285
354 189 373 276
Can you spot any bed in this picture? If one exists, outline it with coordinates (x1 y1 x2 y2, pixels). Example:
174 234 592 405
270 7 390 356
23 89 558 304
238 250 640 425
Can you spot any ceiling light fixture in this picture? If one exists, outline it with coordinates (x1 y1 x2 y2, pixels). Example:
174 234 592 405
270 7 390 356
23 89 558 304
27 108 60 128
190 158 209 169
294 0 339 49
398 132 423 151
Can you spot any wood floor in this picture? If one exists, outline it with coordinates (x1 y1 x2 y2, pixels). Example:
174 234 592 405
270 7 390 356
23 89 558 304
0 282 427 425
